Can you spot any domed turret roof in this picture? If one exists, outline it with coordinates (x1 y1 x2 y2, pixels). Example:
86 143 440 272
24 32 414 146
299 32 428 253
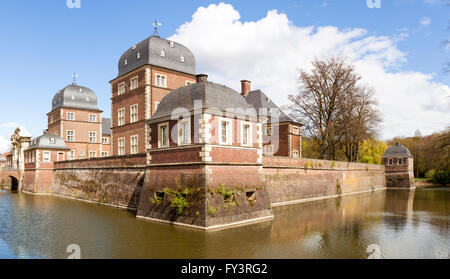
383 142 412 158
150 77 255 122
51 83 98 111
118 35 196 77
27 134 69 151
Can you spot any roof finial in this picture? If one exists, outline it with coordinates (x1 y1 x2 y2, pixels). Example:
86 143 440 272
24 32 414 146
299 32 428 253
153 20 162 37
72 73 78 85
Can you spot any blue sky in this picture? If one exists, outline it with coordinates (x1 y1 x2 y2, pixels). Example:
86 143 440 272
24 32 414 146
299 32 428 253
0 0 449 152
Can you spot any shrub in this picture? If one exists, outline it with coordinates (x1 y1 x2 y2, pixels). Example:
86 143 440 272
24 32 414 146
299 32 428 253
434 170 450 185
425 169 436 179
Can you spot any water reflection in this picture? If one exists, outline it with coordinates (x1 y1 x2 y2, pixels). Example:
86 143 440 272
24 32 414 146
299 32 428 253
0 188 448 259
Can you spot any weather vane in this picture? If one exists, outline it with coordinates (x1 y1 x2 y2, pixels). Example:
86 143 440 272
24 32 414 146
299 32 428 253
72 73 78 84
153 20 162 36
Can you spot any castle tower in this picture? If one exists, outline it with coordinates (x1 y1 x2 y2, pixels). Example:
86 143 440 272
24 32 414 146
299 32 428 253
382 142 415 188
47 82 103 160
110 35 196 156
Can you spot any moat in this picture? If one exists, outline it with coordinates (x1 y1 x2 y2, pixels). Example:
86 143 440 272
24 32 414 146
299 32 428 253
0 188 448 259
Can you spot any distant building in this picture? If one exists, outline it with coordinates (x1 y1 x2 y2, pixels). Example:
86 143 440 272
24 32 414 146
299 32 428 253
47 82 108 160
382 142 415 188
0 153 6 168
9 127 32 170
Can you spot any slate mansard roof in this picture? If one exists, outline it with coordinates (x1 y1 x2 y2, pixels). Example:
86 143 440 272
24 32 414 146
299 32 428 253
51 83 99 111
27 134 69 151
150 81 255 122
244 90 294 124
383 142 413 158
102 118 111 136
118 35 196 77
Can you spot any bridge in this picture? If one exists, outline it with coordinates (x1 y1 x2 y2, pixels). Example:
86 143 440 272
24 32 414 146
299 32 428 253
0 169 21 191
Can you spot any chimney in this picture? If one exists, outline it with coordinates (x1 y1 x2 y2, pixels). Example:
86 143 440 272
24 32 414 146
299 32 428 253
241 80 251 96
196 74 208 83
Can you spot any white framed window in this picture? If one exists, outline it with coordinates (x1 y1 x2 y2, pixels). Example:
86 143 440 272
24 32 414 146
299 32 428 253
102 137 109 144
69 150 75 160
241 122 251 146
137 52 140 59
160 50 166 57
169 41 174 48
89 150 97 158
388 158 393 166
118 108 125 126
264 145 274 156
118 82 126 95
265 126 273 136
293 150 299 158
130 135 138 154
89 114 97 122
180 55 185 63
130 104 138 123
101 151 108 157
178 118 191 145
398 158 403 165
155 74 167 88
293 126 300 135
118 138 125 155
130 76 138 90
67 130 75 142
67 112 75 120
43 151 51 162
219 118 232 145
124 59 128 66
158 122 169 148
186 80 194 85
49 137 55 144
89 131 97 143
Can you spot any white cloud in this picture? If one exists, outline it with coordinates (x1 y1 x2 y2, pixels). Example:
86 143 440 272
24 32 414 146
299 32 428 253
0 122 19 153
420 17 431 27
169 3 450 139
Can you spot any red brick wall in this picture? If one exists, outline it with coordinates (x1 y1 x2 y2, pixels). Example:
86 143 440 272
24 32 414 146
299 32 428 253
263 157 386 205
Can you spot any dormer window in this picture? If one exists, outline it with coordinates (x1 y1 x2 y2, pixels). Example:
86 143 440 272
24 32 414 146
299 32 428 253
50 137 55 144
132 44 136 50
71 95 75 101
86 97 90 102
160 50 165 57
137 52 140 59
180 56 185 63
78 88 82 92
169 41 174 48
124 59 128 66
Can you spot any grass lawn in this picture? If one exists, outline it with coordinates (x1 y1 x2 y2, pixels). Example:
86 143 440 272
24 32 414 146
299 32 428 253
415 178 434 182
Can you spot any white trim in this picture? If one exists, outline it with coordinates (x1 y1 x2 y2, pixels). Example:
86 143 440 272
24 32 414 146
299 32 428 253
118 108 125 126
130 135 139 155
240 121 252 147
218 117 232 145
118 82 126 95
178 118 191 146
158 122 169 148
118 137 126 156
66 130 75 142
398 158 403 165
67 112 75 121
130 104 138 123
155 73 167 88
89 131 97 143
42 151 51 162
89 114 97 123
130 76 139 90
388 158 393 166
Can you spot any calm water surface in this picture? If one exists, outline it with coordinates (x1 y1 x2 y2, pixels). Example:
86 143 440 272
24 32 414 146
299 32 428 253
0 188 448 259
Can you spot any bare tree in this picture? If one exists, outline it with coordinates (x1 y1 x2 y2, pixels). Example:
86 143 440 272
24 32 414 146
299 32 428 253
287 56 381 160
